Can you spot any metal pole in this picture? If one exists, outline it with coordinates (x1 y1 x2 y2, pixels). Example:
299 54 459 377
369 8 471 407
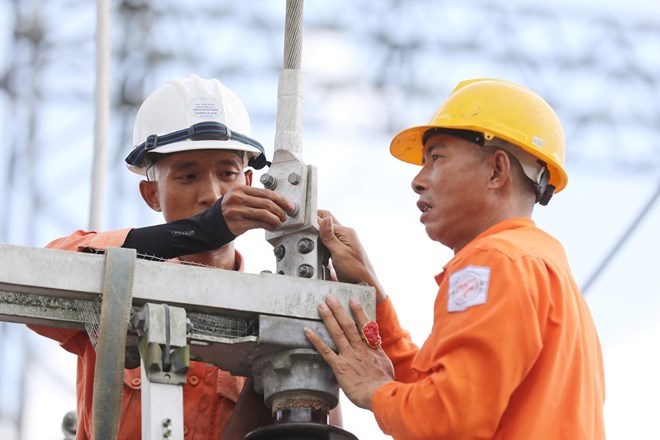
250 2 358 438
264 0 324 281
88 0 111 230
274 0 305 157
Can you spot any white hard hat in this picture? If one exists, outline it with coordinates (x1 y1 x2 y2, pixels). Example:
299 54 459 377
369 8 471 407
125 74 268 175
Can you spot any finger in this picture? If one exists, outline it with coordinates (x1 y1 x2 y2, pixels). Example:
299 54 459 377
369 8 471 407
318 215 336 243
325 296 363 347
317 300 355 353
304 327 338 364
242 194 291 220
229 186 295 219
223 191 290 223
231 207 288 229
318 209 342 225
349 298 382 349
223 209 287 235
319 216 348 254
348 298 374 328
244 185 294 210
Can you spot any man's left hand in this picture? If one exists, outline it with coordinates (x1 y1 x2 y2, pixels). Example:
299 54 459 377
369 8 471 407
304 296 394 410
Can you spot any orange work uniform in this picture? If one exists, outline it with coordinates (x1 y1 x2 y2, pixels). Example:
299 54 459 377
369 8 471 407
29 229 246 439
372 218 605 440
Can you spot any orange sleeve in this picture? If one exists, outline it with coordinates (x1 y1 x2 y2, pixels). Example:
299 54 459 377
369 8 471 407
377 297 420 383
45 228 133 251
28 228 134 352
371 249 544 439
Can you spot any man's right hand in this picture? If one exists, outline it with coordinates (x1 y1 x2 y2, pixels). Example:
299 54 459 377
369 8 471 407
221 185 295 236
318 210 387 303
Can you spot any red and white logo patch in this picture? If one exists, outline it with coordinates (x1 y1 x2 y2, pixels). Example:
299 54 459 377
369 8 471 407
447 265 491 312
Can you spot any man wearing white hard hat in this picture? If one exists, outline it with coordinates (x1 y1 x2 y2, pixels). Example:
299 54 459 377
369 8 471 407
30 75 294 439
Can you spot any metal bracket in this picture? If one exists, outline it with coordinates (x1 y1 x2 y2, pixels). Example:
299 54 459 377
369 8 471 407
134 303 190 385
134 302 190 439
264 159 329 280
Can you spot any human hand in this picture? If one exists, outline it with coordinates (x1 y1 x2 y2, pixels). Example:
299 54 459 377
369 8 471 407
220 185 295 236
318 210 386 302
304 295 394 410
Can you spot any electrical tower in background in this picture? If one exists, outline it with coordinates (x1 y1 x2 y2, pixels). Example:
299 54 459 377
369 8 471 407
0 0 658 437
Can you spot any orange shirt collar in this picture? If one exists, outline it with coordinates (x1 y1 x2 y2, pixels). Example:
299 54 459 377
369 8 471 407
442 217 535 272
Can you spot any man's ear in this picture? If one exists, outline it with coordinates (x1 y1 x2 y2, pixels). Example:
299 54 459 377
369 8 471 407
489 150 511 189
139 180 162 212
244 169 253 187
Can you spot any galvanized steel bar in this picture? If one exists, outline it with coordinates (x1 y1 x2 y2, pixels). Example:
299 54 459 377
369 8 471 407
0 244 375 325
93 247 136 440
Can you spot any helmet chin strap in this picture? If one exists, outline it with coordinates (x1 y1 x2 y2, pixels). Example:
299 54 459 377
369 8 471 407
483 136 555 206
247 152 271 170
125 121 270 171
535 168 555 206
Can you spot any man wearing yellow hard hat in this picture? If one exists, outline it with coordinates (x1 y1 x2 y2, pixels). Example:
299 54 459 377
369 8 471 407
306 78 605 439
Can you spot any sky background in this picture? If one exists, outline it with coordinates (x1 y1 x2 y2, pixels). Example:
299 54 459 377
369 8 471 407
0 1 659 439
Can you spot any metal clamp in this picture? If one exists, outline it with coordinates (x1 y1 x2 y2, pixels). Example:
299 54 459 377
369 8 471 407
133 303 190 385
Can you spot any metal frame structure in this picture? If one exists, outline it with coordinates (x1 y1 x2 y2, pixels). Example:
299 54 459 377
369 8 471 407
0 243 374 439
0 244 374 353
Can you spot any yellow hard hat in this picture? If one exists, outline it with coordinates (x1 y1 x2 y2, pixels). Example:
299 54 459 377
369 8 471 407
390 78 568 194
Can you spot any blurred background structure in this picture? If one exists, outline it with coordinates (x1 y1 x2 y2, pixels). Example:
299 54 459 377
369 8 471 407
0 0 658 438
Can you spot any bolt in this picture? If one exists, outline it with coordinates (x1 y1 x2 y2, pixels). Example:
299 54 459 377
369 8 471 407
62 411 77 435
274 244 286 261
288 203 300 217
260 173 277 189
131 312 145 330
296 238 315 254
297 264 314 278
162 418 171 427
288 172 301 185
